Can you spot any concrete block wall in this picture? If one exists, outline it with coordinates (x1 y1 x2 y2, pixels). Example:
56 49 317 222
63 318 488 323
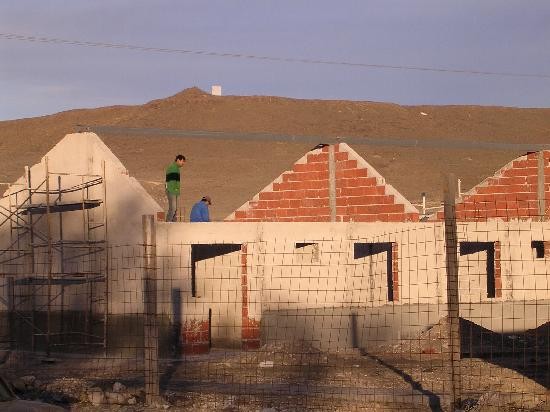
393 223 446 305
180 248 243 354
155 225 261 353
155 221 550 349
227 143 419 223
6 219 550 353
248 223 447 350
154 222 450 350
241 244 261 350
430 150 550 304
456 221 550 303
260 239 354 311
109 245 145 315
349 246 392 305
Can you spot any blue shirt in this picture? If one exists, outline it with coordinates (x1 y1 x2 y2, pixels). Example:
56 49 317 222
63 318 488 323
190 201 210 222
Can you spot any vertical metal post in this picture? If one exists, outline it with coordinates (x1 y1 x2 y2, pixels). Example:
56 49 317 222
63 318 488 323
328 145 337 222
85 275 91 345
31 285 36 352
45 157 53 357
8 190 14 248
81 176 91 344
102 160 109 354
421 192 426 217
142 215 160 405
57 176 64 273
444 173 461 409
7 277 14 350
26 165 36 352
81 176 88 242
538 151 546 221
171 288 181 357
57 175 66 345
26 166 35 273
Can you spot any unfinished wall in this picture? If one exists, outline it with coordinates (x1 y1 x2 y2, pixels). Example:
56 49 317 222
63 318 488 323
227 143 419 223
155 220 550 351
454 220 550 333
436 150 550 221
156 223 261 353
156 222 448 351
3 135 550 354
0 133 161 330
0 133 161 253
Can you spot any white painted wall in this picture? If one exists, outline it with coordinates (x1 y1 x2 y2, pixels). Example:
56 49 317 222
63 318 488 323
155 220 550 343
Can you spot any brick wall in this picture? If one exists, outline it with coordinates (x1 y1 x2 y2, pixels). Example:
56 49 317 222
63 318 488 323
181 319 210 354
227 143 419 223
494 241 502 298
437 151 550 221
392 242 399 301
241 244 260 350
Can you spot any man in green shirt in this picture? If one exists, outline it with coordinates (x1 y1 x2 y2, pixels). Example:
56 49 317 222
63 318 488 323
165 154 186 222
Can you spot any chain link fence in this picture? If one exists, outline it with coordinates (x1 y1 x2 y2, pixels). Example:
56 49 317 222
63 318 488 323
0 196 549 410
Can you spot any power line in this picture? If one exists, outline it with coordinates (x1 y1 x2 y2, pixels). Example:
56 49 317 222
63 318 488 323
77 124 550 152
2 32 550 80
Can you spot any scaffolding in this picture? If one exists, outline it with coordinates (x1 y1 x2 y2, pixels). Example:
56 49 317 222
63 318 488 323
0 157 108 356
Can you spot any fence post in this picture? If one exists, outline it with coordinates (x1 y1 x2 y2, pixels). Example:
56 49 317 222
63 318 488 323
444 174 461 410
328 145 337 222
538 151 546 221
142 215 160 405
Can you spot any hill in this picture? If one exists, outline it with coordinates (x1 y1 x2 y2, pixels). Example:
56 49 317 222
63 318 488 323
1 87 550 220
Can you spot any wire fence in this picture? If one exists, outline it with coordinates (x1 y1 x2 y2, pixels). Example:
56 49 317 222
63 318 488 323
0 135 549 411
0 195 549 411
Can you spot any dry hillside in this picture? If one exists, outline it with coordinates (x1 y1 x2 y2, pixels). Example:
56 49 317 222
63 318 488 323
1 87 550 221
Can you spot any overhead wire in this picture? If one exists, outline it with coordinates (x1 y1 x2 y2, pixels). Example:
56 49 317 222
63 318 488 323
1 32 550 79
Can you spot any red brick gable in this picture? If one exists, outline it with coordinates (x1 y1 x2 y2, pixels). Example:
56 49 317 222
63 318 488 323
436 151 550 221
226 143 419 222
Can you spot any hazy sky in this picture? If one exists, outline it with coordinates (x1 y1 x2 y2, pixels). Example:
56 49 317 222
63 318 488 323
1 1 550 120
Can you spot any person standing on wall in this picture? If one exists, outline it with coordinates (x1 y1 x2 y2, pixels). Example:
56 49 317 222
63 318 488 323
190 196 212 222
165 154 186 222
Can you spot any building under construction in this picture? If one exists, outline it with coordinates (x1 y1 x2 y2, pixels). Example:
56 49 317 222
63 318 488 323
0 132 549 410
0 133 161 355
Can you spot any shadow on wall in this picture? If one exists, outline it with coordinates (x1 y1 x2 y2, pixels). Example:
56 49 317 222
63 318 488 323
260 304 446 352
0 310 176 358
3 304 549 390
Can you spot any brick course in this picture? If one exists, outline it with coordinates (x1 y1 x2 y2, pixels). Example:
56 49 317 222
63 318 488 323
436 150 550 222
228 143 419 223
181 319 210 355
241 244 260 350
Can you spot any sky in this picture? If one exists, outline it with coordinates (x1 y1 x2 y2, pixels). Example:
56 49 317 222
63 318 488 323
1 0 550 121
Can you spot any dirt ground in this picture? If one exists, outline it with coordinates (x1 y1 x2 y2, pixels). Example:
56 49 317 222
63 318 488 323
2 340 550 411
1 88 550 222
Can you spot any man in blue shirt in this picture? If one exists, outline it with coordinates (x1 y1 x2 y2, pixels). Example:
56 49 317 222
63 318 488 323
190 196 212 222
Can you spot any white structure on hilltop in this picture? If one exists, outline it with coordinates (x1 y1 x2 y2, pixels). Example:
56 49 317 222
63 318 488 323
211 85 222 96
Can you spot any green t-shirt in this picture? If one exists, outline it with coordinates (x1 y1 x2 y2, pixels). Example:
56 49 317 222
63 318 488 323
165 162 181 195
